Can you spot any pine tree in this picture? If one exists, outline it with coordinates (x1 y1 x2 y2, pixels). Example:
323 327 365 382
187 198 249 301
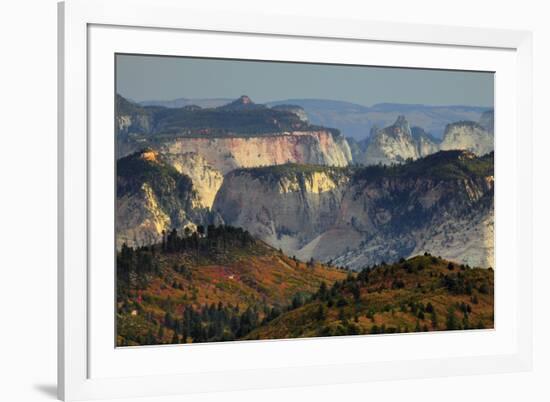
316 304 327 321
415 320 421 332
145 329 156 345
446 307 459 330
431 310 438 329
319 282 328 300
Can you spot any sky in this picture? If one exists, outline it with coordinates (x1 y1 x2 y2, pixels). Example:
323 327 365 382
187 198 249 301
116 54 494 108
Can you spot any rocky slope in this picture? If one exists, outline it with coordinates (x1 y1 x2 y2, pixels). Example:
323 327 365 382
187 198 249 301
162 152 224 208
212 151 494 269
116 149 214 248
331 154 494 269
440 121 493 156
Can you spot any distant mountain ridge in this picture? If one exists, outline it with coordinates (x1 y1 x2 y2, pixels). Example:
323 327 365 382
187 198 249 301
118 94 492 171
264 99 491 140
134 95 491 141
140 97 232 109
118 94 342 140
116 94 351 163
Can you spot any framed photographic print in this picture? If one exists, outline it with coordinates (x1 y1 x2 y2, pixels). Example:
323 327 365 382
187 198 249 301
58 0 533 400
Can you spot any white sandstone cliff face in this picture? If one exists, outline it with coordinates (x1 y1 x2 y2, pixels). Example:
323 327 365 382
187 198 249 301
164 152 224 209
409 206 494 269
362 116 419 165
115 131 353 248
116 181 207 249
116 181 203 249
212 160 495 270
160 131 352 174
358 115 493 166
335 135 353 163
213 169 349 258
116 183 171 249
440 122 493 156
116 150 211 249
329 174 494 270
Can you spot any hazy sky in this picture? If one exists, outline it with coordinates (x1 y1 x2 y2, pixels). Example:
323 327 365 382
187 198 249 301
116 54 494 107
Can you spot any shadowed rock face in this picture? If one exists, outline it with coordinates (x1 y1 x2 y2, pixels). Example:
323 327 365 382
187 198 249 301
163 152 224 209
330 171 494 269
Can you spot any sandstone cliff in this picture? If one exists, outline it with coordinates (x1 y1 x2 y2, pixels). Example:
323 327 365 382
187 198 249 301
358 116 493 166
116 150 214 249
213 165 350 257
440 121 493 156
362 116 419 165
211 151 494 269
163 152 224 208
411 126 440 157
330 158 494 269
160 131 352 175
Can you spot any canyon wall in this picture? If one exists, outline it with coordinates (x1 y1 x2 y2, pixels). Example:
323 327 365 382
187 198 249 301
212 152 495 269
159 131 352 175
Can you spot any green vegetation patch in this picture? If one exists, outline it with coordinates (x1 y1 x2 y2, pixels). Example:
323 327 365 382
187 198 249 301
353 150 494 182
234 163 353 182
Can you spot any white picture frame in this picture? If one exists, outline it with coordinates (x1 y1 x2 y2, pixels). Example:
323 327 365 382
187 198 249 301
58 0 533 400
